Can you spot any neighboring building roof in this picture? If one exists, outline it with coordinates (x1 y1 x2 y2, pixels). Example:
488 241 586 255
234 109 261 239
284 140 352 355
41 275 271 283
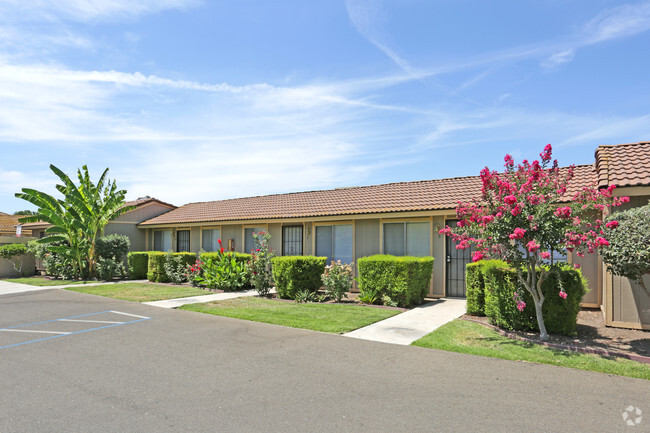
595 141 650 188
139 165 597 226
20 196 175 230
0 213 32 236
123 196 177 209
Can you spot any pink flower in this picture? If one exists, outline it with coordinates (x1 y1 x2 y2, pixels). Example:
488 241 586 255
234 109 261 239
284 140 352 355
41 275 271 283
573 263 581 269
605 220 618 229
504 195 517 205
509 227 526 240
540 251 551 259
516 300 526 312
511 206 522 216
504 154 514 167
595 236 609 246
526 240 540 252
559 290 568 299
472 251 484 262
554 207 572 218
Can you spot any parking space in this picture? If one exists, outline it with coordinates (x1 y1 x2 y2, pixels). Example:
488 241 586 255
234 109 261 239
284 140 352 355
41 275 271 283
0 310 151 350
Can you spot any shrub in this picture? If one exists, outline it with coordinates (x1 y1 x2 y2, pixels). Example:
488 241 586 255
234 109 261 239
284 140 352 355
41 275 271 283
195 251 249 291
201 252 252 286
601 203 650 292
95 234 130 280
28 240 77 280
321 260 353 302
483 262 588 335
271 256 327 299
96 234 130 262
164 252 196 284
147 252 169 282
356 255 434 308
465 260 505 316
127 252 149 279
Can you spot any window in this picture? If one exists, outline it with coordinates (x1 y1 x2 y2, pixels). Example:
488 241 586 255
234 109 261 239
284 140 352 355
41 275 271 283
316 224 353 264
201 228 221 252
153 230 172 251
177 230 190 252
244 226 266 253
383 222 430 257
283 226 303 255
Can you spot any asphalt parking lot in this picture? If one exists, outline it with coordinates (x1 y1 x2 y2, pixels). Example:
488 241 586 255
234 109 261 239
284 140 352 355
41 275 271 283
1 289 647 432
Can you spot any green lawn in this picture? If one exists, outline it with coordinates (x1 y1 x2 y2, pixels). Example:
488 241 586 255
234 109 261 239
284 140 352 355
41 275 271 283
3 277 95 286
65 283 210 302
180 297 401 333
412 319 650 380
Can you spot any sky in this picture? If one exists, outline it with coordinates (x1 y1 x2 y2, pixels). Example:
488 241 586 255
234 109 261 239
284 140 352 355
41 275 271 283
1 0 650 212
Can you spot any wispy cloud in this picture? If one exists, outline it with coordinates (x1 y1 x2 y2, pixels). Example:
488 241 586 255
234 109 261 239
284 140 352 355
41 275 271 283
0 0 201 23
582 1 650 44
345 0 421 76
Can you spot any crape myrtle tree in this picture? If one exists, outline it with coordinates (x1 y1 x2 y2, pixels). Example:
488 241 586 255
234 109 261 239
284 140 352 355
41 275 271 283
440 144 629 340
600 203 650 294
15 165 134 279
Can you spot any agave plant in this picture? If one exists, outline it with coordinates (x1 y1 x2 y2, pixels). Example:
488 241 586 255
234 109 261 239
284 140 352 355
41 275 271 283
15 164 134 279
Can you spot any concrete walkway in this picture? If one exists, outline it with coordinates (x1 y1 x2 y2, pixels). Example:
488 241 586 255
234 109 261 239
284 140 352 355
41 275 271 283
143 289 262 309
0 279 150 296
344 298 467 345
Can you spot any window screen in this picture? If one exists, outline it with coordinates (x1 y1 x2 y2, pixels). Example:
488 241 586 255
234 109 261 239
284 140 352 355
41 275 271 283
244 227 265 253
201 228 221 252
283 226 303 255
177 230 190 252
316 224 352 264
383 222 430 257
154 230 171 251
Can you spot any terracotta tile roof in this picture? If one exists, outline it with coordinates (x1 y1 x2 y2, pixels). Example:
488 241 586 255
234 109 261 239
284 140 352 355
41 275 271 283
140 165 597 226
0 213 32 236
595 141 650 188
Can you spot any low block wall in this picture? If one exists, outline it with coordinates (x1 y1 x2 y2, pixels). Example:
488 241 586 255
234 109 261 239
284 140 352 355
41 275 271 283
0 254 36 278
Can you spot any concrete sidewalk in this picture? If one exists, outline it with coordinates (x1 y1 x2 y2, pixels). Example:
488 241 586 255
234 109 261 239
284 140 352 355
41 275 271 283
0 280 56 295
143 288 266 309
344 298 467 345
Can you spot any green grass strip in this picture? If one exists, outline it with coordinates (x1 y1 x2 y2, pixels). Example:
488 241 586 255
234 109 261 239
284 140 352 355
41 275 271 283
3 277 95 286
180 297 400 334
65 283 210 302
412 319 650 380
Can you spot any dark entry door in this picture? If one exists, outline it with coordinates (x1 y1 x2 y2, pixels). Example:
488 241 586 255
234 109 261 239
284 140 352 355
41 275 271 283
445 220 473 297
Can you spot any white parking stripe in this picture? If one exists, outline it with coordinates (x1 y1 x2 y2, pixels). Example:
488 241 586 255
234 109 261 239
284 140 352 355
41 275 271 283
58 319 125 324
0 329 70 335
109 311 150 319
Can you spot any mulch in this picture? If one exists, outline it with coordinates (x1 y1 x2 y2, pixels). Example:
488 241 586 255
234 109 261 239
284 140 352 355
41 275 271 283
463 310 650 363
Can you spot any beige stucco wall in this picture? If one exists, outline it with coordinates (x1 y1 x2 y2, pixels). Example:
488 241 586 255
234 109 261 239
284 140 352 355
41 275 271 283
354 219 379 260
0 236 36 277
268 224 282 255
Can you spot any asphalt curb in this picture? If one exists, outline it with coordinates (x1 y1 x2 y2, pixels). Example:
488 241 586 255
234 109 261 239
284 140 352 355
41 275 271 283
462 317 650 365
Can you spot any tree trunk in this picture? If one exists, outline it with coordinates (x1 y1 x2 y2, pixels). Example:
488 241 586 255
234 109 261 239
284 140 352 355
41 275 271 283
533 298 548 341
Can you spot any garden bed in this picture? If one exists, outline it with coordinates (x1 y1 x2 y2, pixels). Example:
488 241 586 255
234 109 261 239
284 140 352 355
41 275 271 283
463 309 649 359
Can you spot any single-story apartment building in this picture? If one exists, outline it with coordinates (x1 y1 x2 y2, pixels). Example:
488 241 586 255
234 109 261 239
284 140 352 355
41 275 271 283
17 141 650 330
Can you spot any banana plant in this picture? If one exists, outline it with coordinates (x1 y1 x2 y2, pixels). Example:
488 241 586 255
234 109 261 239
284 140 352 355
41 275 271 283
15 165 135 279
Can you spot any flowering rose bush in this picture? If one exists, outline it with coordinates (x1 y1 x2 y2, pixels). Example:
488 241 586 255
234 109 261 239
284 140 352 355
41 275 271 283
247 231 275 296
321 260 353 303
440 144 628 340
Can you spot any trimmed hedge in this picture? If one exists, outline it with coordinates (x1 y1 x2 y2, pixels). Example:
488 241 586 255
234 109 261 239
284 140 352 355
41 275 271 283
271 256 327 299
357 255 434 308
465 261 502 316
483 262 588 335
146 252 196 282
127 252 149 280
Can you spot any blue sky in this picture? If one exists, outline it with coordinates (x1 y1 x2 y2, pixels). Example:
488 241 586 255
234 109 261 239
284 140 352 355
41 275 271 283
2 0 650 212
